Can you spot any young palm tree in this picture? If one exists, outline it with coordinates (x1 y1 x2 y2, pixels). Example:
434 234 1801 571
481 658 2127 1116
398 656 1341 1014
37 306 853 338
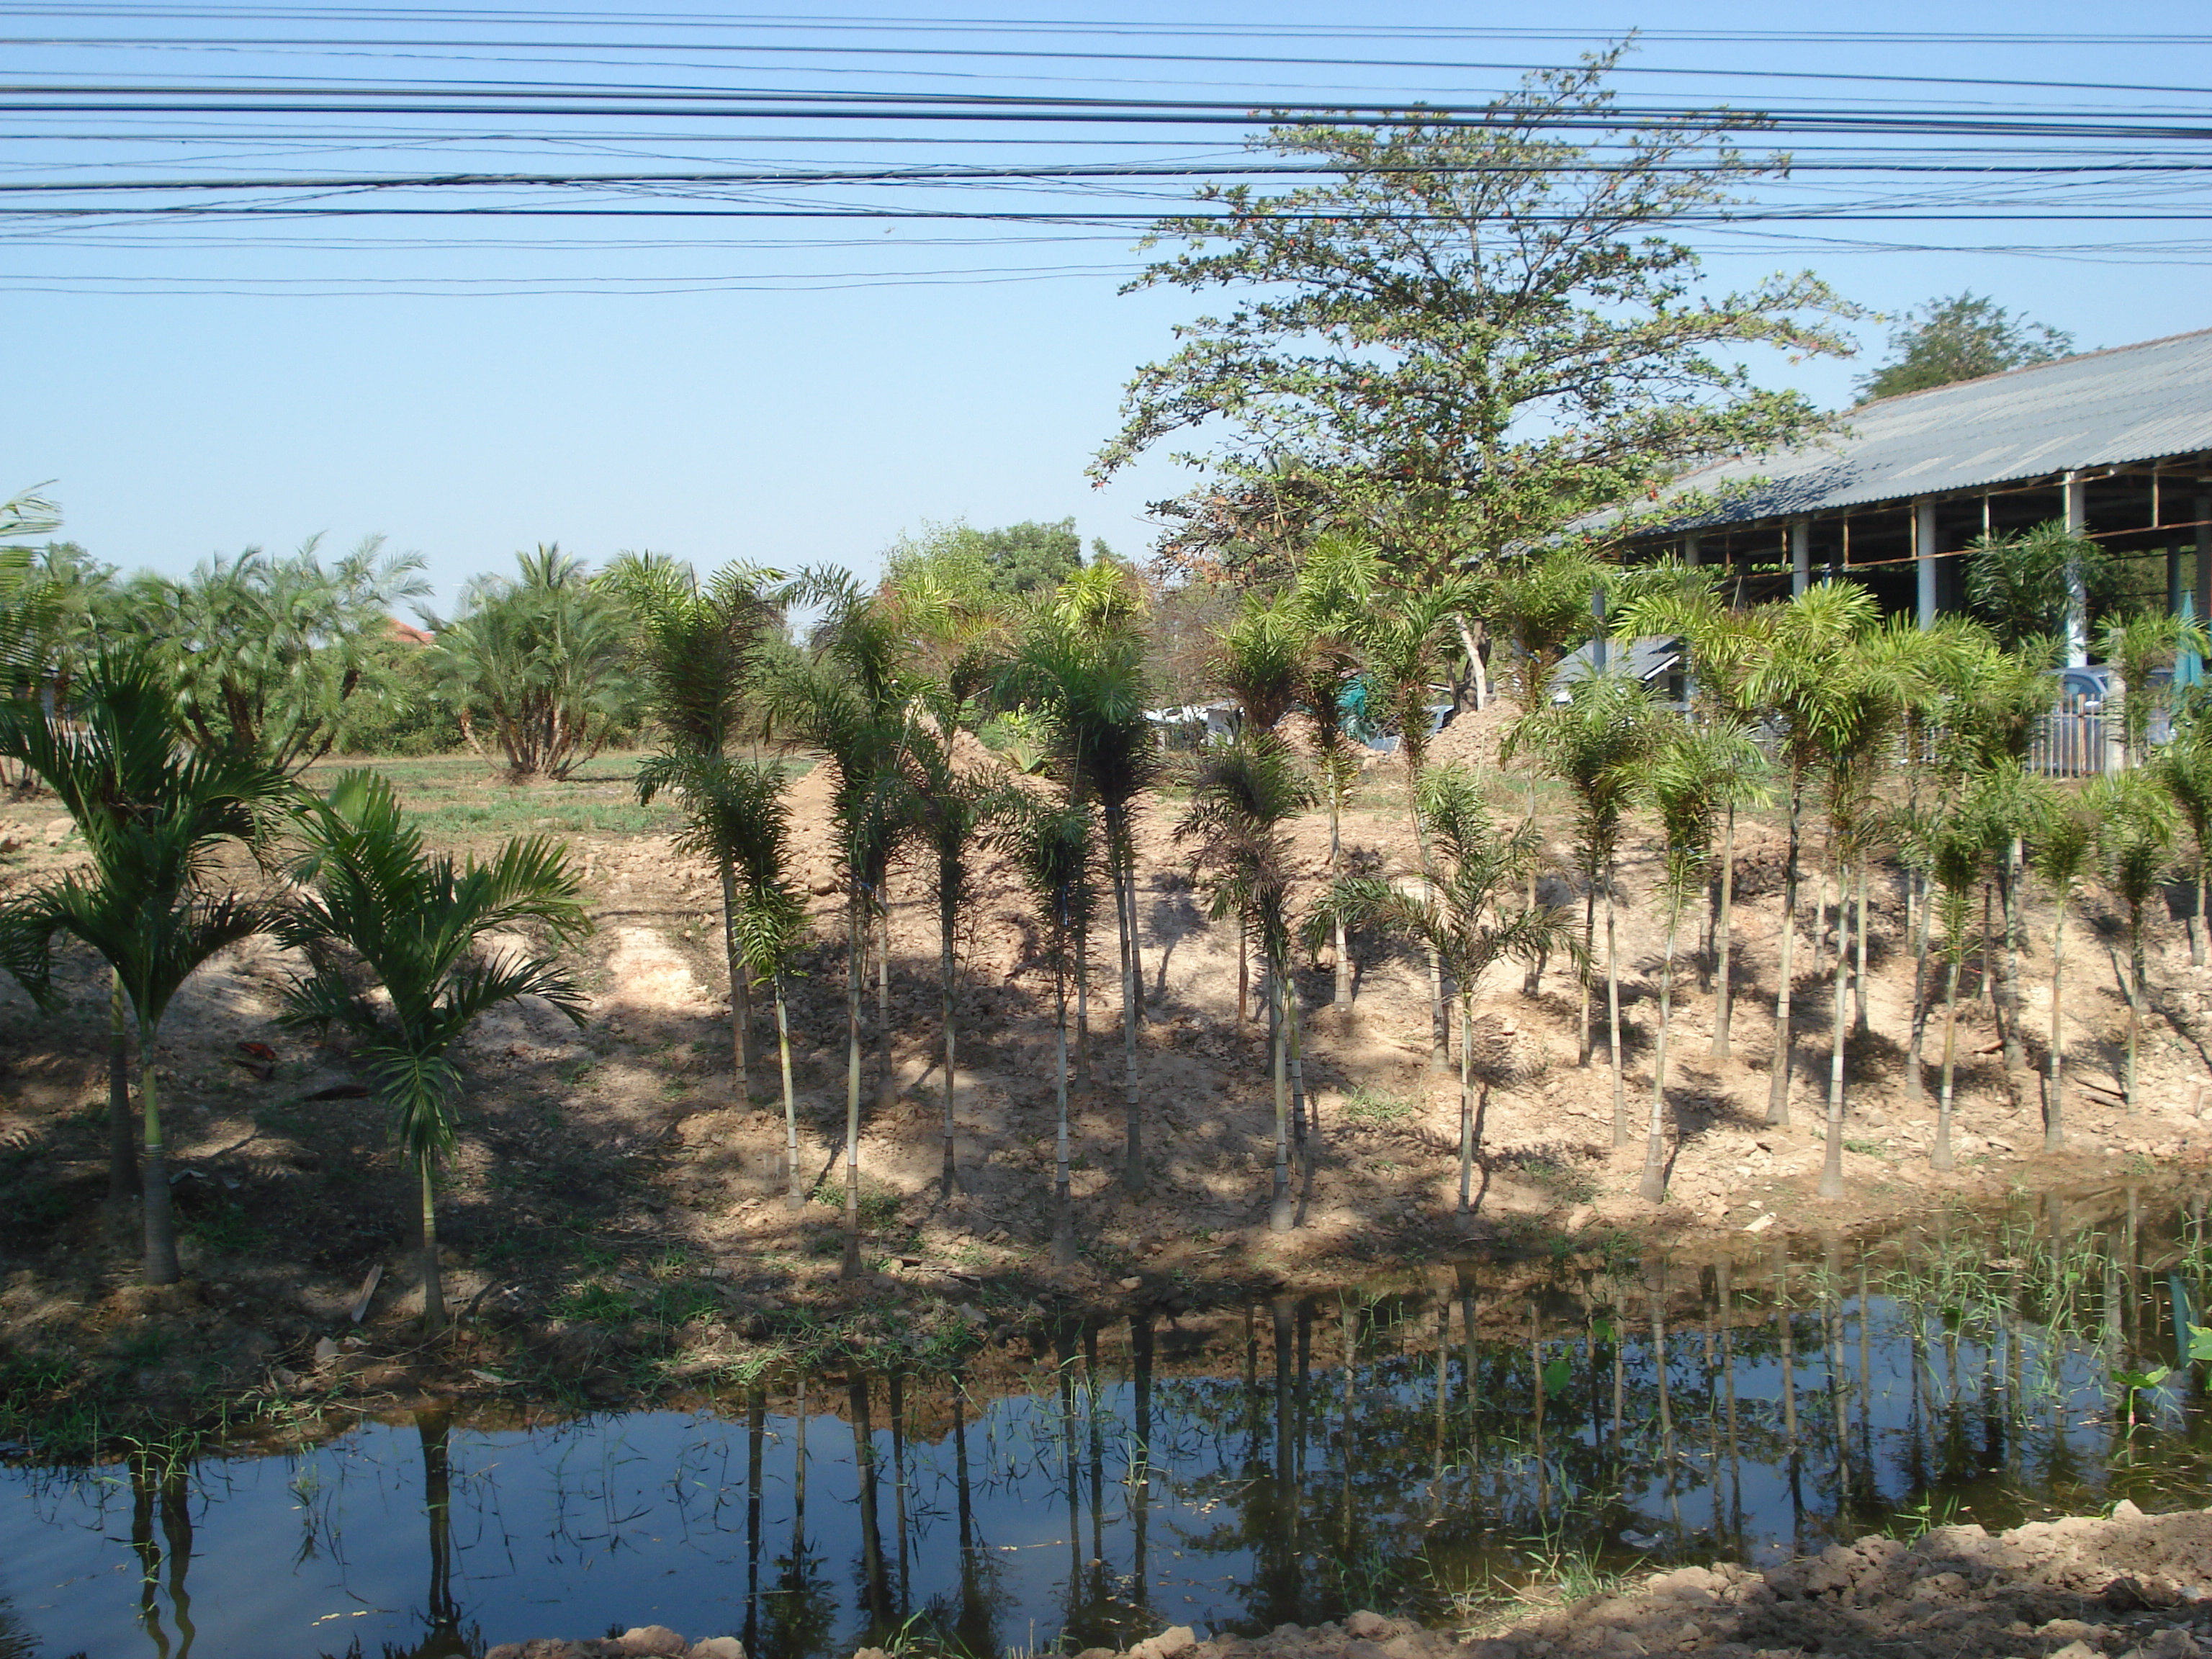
1363 579 1482 1069
760 568 917 1275
996 570 1158 1194
2156 722 2212 968
607 553 777 1100
1286 533 1377 1009
998 795 1095 1264
279 769 588 1333
0 651 288 1285
1211 591 1309 1023
1508 672 1656 1145
2090 769 2177 1112
2032 798 2096 1151
1613 586 1776 1058
1635 719 1768 1202
1740 580 1883 1126
1177 734 1313 1232
2096 610 2211 767
1926 815 1986 1172
716 765 809 1212
1318 765 1569 1223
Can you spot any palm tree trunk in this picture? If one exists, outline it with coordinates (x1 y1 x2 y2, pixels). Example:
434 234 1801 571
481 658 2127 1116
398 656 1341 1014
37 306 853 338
1768 773 1805 1126
1328 776 1352 1006
1819 866 1853 1200
2045 909 2067 1151
1407 760 1447 1069
1579 879 1597 1068
1074 898 1093 1089
1287 983 1310 1159
108 971 138 1206
1712 805 1737 1059
1852 865 1870 1041
1113 811 1144 1195
1606 869 1628 1147
876 883 896 1116
1642 899 1678 1202
138 1025 180 1286
940 890 958 1199
843 885 864 1278
1429 945 1449 1072
419 1156 446 1335
719 859 750 1105
2127 902 2145 1112
1237 921 1249 1022
2000 841 2026 1074
1906 867 1933 1102
1269 953 1292 1233
1053 910 1074 1267
1934 958 1961 1171
1457 993 1476 1217
778 971 803 1209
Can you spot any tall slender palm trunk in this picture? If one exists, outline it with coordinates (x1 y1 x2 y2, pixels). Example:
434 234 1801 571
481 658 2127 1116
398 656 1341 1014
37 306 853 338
2045 908 2068 1151
1642 902 1679 1202
1052 907 1074 1265
1578 881 1598 1068
1999 843 2026 1076
1605 873 1627 1146
1906 871 1933 1101
138 1028 180 1286
2126 904 2146 1112
1112 814 1144 1195
1712 806 1737 1058
719 860 750 1104
1851 867 1870 1041
777 971 802 1208
418 1156 446 1334
1328 783 1352 1007
1074 904 1092 1089
939 891 959 1198
842 885 864 1277
1934 957 1963 1171
1269 957 1292 1233
875 885 896 1116
108 971 138 1207
1819 865 1853 1200
1457 996 1477 1218
1767 775 1806 1125
1287 989 1310 1156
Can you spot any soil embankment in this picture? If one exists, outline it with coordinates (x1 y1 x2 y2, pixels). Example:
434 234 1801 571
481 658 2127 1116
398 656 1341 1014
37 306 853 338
480 1503 2212 1659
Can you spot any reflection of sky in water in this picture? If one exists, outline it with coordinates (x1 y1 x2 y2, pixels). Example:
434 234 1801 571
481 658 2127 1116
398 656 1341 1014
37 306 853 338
6 1200 2212 1659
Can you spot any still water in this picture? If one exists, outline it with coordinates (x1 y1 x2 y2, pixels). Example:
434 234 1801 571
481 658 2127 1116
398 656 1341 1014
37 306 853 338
7 1184 2212 1659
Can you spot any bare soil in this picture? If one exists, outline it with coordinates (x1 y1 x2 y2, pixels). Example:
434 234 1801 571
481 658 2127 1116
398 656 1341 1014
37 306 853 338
3 737 2210 1449
464 1501 2212 1659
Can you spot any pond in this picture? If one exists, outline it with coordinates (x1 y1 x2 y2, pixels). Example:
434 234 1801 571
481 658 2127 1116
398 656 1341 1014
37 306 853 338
6 1184 2212 1659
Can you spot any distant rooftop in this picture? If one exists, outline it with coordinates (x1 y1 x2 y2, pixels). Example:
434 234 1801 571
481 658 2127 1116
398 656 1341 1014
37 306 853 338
1612 326 2212 535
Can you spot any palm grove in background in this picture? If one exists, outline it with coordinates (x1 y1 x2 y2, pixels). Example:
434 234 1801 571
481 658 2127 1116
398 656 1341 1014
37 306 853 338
0 53 2175 1322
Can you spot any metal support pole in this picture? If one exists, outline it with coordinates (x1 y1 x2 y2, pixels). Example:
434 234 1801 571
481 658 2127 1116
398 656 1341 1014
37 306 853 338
2065 472 2089 667
1915 499 1938 629
2197 492 2212 621
1684 533 1701 567
1791 518 1810 598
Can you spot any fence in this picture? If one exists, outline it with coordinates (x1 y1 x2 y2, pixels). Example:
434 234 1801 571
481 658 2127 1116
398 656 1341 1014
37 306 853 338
2028 695 2121 777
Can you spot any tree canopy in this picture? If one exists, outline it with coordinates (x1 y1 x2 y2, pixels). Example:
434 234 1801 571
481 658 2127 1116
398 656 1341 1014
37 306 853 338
1095 50 1858 581
1856 292 2075 403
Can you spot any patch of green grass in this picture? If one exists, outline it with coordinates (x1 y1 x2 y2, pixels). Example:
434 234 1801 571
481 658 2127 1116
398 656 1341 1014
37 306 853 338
551 1282 637 1323
181 1197 266 1254
1339 1084 1418 1126
811 1174 904 1231
1844 1137 1887 1159
1523 1158 1599 1206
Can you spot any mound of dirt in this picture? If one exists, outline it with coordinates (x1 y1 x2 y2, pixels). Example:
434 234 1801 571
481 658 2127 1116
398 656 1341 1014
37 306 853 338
472 1502 2212 1659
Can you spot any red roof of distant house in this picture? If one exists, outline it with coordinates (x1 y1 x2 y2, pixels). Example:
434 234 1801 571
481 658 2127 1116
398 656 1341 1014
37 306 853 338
386 618 435 647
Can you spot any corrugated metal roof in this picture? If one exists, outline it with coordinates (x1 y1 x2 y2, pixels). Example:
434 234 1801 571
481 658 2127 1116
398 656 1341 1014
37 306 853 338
1611 326 2212 536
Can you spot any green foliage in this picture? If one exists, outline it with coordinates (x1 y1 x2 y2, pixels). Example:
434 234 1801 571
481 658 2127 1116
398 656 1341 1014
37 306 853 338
1485 549 1608 710
2098 608 2211 760
333 634 466 755
1858 292 2074 402
428 545 642 779
883 517 1085 603
114 536 429 774
1097 51 1856 578
2090 768 2178 914
1964 520 2111 651
1338 1084 1416 1125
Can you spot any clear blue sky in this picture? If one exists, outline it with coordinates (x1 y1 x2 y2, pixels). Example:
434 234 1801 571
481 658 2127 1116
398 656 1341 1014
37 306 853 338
0 0 2206 611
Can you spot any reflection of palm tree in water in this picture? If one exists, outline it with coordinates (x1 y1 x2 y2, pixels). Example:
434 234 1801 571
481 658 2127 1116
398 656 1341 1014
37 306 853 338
411 1410 467 1659
129 1447 195 1659
763 1379 837 1659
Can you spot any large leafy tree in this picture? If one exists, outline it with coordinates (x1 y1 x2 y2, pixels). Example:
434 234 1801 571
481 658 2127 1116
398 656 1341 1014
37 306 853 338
0 652 289 1284
117 536 428 774
429 545 638 780
279 770 588 1333
606 552 778 1099
1093 52 1856 582
1856 292 2074 403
